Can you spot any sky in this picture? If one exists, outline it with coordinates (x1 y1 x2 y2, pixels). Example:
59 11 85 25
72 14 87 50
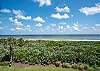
0 0 100 35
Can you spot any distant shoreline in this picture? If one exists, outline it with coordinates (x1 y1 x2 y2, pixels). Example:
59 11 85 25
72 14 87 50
0 37 100 41
24 38 100 41
0 34 100 36
0 34 100 41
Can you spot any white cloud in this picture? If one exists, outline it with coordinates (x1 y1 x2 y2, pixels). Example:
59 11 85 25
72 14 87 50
95 24 100 26
15 27 23 30
12 9 23 15
79 3 100 15
0 9 32 20
15 14 32 20
0 21 2 24
10 28 15 31
25 25 32 32
9 17 14 22
58 25 64 30
15 24 33 32
0 9 11 13
91 27 96 30
72 23 80 31
35 23 43 27
47 24 71 32
26 25 31 28
12 9 32 20
51 6 71 20
33 16 45 23
9 18 23 26
66 25 71 29
51 13 69 19
35 0 51 7
9 17 33 32
55 6 70 13
0 27 3 30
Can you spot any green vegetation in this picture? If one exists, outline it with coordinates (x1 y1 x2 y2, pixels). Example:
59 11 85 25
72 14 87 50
0 66 79 71
0 37 100 71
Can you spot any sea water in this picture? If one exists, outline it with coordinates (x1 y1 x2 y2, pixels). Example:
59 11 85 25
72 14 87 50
0 34 100 41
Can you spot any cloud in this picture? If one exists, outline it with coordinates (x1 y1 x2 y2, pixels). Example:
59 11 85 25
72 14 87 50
0 21 2 24
9 17 32 32
51 13 69 19
1 9 32 20
33 16 45 27
12 9 32 20
15 14 32 20
66 25 71 29
25 25 32 32
35 23 43 27
0 9 11 13
46 24 71 33
51 6 71 20
55 6 70 13
15 24 33 32
9 9 33 32
9 17 24 31
10 28 15 31
95 24 100 26
72 22 80 31
0 27 3 30
12 9 23 15
15 27 24 30
79 3 100 15
33 16 45 23
58 26 65 32
9 17 23 26
35 0 51 7
9 17 14 22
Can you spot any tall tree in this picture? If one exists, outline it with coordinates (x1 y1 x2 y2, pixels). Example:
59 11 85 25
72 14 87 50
7 37 17 67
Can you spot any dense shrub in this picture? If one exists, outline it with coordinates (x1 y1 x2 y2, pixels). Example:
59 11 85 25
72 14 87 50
62 63 71 68
0 61 9 66
0 38 100 68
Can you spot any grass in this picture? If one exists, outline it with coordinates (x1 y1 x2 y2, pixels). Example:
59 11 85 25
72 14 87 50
0 66 79 71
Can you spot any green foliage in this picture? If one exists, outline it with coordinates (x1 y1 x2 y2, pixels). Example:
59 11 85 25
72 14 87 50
0 38 100 69
54 61 61 67
0 61 9 66
62 63 72 68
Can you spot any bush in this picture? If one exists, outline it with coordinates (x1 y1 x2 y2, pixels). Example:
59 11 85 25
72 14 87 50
72 64 78 69
54 61 61 67
77 64 84 70
0 61 9 66
62 63 71 68
0 38 100 68
96 67 100 71
80 64 90 70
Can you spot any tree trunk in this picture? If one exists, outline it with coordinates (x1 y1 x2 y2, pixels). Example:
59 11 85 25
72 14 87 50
9 45 13 67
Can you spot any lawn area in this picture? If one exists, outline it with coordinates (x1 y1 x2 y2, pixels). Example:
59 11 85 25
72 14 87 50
0 66 79 71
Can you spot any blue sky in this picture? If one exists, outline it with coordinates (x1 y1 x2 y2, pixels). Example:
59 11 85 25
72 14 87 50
0 0 100 35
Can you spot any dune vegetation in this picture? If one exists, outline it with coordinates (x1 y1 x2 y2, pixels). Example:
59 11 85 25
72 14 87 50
0 37 100 71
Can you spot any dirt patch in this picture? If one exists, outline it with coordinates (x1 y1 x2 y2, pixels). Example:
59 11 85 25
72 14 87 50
13 62 56 68
13 62 30 68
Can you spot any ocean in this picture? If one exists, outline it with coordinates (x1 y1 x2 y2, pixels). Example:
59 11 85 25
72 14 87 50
0 34 100 41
